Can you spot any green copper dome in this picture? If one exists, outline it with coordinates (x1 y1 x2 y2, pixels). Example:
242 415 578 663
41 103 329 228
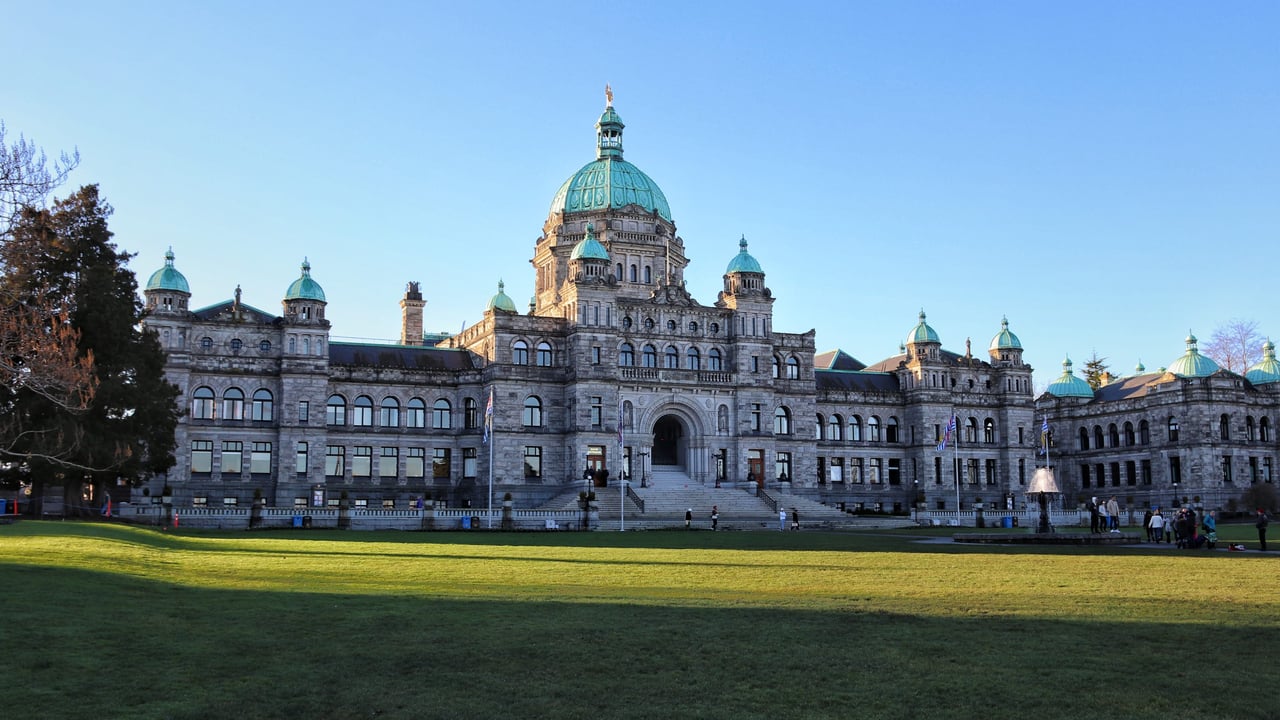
988 316 1022 351
1246 339 1280 385
487 280 517 313
284 258 326 302
1045 357 1095 398
548 97 672 222
906 310 940 345
725 236 763 274
145 248 190 294
570 223 610 261
1167 332 1220 378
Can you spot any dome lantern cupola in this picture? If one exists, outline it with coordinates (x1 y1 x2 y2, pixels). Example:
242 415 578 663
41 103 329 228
988 315 1023 364
144 247 191 314
569 223 611 281
596 84 624 160
721 235 768 297
486 280 517 314
1246 339 1280 385
282 258 327 325
1045 356 1095 398
1167 331 1220 378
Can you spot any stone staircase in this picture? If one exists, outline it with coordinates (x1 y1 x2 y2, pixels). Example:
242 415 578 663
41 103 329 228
539 467 898 531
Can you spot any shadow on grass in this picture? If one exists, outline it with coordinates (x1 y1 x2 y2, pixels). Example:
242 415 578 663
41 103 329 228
0 561 1271 720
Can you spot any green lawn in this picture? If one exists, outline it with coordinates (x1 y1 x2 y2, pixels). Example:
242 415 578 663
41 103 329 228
1 521 1275 720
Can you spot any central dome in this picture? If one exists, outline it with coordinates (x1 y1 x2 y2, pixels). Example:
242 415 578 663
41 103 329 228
548 99 672 222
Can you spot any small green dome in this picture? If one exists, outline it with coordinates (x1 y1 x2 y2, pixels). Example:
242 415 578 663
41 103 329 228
487 280 517 313
725 236 763 274
1167 332 1220 378
1045 357 1095 398
1135 359 1146 374
1246 339 1280 385
284 258 326 302
548 98 672 222
145 248 190 294
570 223 610 261
906 310 940 345
988 315 1022 351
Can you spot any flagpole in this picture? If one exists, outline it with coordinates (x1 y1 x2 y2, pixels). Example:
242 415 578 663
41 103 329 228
485 388 494 529
618 401 625 533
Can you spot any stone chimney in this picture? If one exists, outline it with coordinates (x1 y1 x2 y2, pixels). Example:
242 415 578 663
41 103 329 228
399 282 425 346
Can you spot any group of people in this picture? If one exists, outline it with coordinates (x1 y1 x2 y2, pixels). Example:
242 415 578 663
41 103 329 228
686 506 720 530
1087 496 1122 533
1142 507 1217 549
682 505 800 531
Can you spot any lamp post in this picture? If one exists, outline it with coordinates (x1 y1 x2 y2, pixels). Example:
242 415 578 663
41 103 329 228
639 452 649 488
913 480 919 523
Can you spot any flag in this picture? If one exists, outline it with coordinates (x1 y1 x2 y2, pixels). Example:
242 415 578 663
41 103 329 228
937 415 956 452
1039 416 1050 455
483 389 494 444
617 402 624 449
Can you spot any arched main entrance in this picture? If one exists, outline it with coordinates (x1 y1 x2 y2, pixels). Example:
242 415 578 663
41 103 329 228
652 414 684 467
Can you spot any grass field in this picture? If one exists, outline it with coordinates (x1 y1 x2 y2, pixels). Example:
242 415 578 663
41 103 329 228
1 521 1276 720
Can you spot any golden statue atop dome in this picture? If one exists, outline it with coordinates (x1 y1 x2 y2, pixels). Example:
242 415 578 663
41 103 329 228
605 83 613 107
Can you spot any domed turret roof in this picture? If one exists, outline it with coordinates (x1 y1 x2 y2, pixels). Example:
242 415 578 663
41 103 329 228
988 315 1022 351
1167 332 1220 378
1045 357 1095 398
725 236 763 274
1246 339 1280 385
570 223 610 261
486 280 517 313
145 248 190 294
906 310 940 345
548 93 672 222
284 258 326 302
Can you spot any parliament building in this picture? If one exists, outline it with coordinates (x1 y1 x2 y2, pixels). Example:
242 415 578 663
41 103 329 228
136 95 1279 517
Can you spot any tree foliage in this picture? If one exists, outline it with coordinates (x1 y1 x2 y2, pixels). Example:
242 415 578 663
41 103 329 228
0 185 180 503
1203 319 1263 375
1082 351 1110 390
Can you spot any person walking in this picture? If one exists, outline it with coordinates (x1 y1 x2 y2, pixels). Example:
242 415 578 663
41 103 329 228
1148 508 1164 544
1106 496 1121 532
779 507 786 531
685 508 692 529
790 508 799 531
1142 509 1153 541
1257 509 1270 551
1202 510 1218 549
1088 497 1101 534
1098 500 1110 534
710 505 719 531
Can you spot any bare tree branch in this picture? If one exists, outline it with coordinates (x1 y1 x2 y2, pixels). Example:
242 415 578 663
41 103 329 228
1203 319 1263 374
1 120 80 236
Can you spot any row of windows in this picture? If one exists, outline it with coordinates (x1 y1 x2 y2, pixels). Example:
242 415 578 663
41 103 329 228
191 387 275 421
1077 415 1274 451
620 315 721 335
619 344 725 370
817 414 904 443
325 395 546 429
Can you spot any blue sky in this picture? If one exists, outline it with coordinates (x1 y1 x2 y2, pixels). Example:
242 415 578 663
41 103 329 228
7 1 1278 389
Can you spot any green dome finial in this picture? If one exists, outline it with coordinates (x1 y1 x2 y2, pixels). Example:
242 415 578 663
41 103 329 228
906 309 940 345
145 246 191 293
725 235 763 274
1045 355 1094 398
1168 330 1220 378
988 315 1022 351
570 222 610 261
1246 338 1280 385
487 279 517 313
285 257 326 302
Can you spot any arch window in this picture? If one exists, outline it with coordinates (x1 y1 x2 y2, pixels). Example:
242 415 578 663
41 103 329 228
619 343 635 366
717 404 729 433
1168 417 1179 442
964 417 977 444
1108 424 1119 448
786 356 799 379
192 386 215 419
406 398 426 428
622 316 633 331
326 395 347 426
1139 419 1151 445
886 416 899 443
1078 427 1090 451
1123 422 1135 446
708 348 722 371
432 399 452 429
664 346 679 369
773 406 792 435
251 389 274 422
983 418 995 444
642 345 657 368
200 336 213 350
710 322 720 334
869 416 882 442
222 388 245 421
522 396 543 427
353 396 374 427
771 356 781 379
643 266 651 283
1094 426 1105 448
230 338 243 352
629 265 637 282
644 318 655 331
667 320 676 332
512 340 529 365
815 414 825 440
536 342 553 367
686 347 701 371
464 397 478 429
1262 417 1272 443
380 397 400 427
615 263 623 281
1220 414 1230 441
827 414 843 441
849 415 863 442
1247 416 1257 441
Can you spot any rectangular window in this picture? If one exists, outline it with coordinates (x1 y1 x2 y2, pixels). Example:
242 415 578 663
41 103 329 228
590 396 603 427
524 446 542 478
298 400 309 423
380 447 398 478
433 448 451 479
192 496 208 507
591 347 601 364
407 448 425 478
1222 455 1233 484
1081 463 1091 488
850 457 863 483
407 402 425 428
1169 456 1182 485
1126 460 1137 486
966 458 979 485
325 445 345 477
250 442 271 474
775 452 792 481
463 447 477 478
1264 457 1273 483
294 497 307 508
750 404 762 432
1141 459 1152 485
869 458 882 484
223 497 238 507
751 356 759 373
295 441 308 475
221 441 243 475
353 446 372 477
983 458 995 485
890 458 902 485
829 457 844 483
191 440 213 473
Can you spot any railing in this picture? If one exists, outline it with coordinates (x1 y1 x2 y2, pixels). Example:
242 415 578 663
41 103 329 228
916 509 1089 528
625 485 645 513
758 487 777 513
620 367 733 384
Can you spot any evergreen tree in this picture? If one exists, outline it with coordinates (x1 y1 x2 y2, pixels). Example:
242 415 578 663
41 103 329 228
0 185 179 511
1082 352 1110 390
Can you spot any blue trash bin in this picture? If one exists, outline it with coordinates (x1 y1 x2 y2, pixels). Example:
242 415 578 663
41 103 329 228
292 515 303 528
461 516 472 530
0 499 6 515
1002 516 1013 529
